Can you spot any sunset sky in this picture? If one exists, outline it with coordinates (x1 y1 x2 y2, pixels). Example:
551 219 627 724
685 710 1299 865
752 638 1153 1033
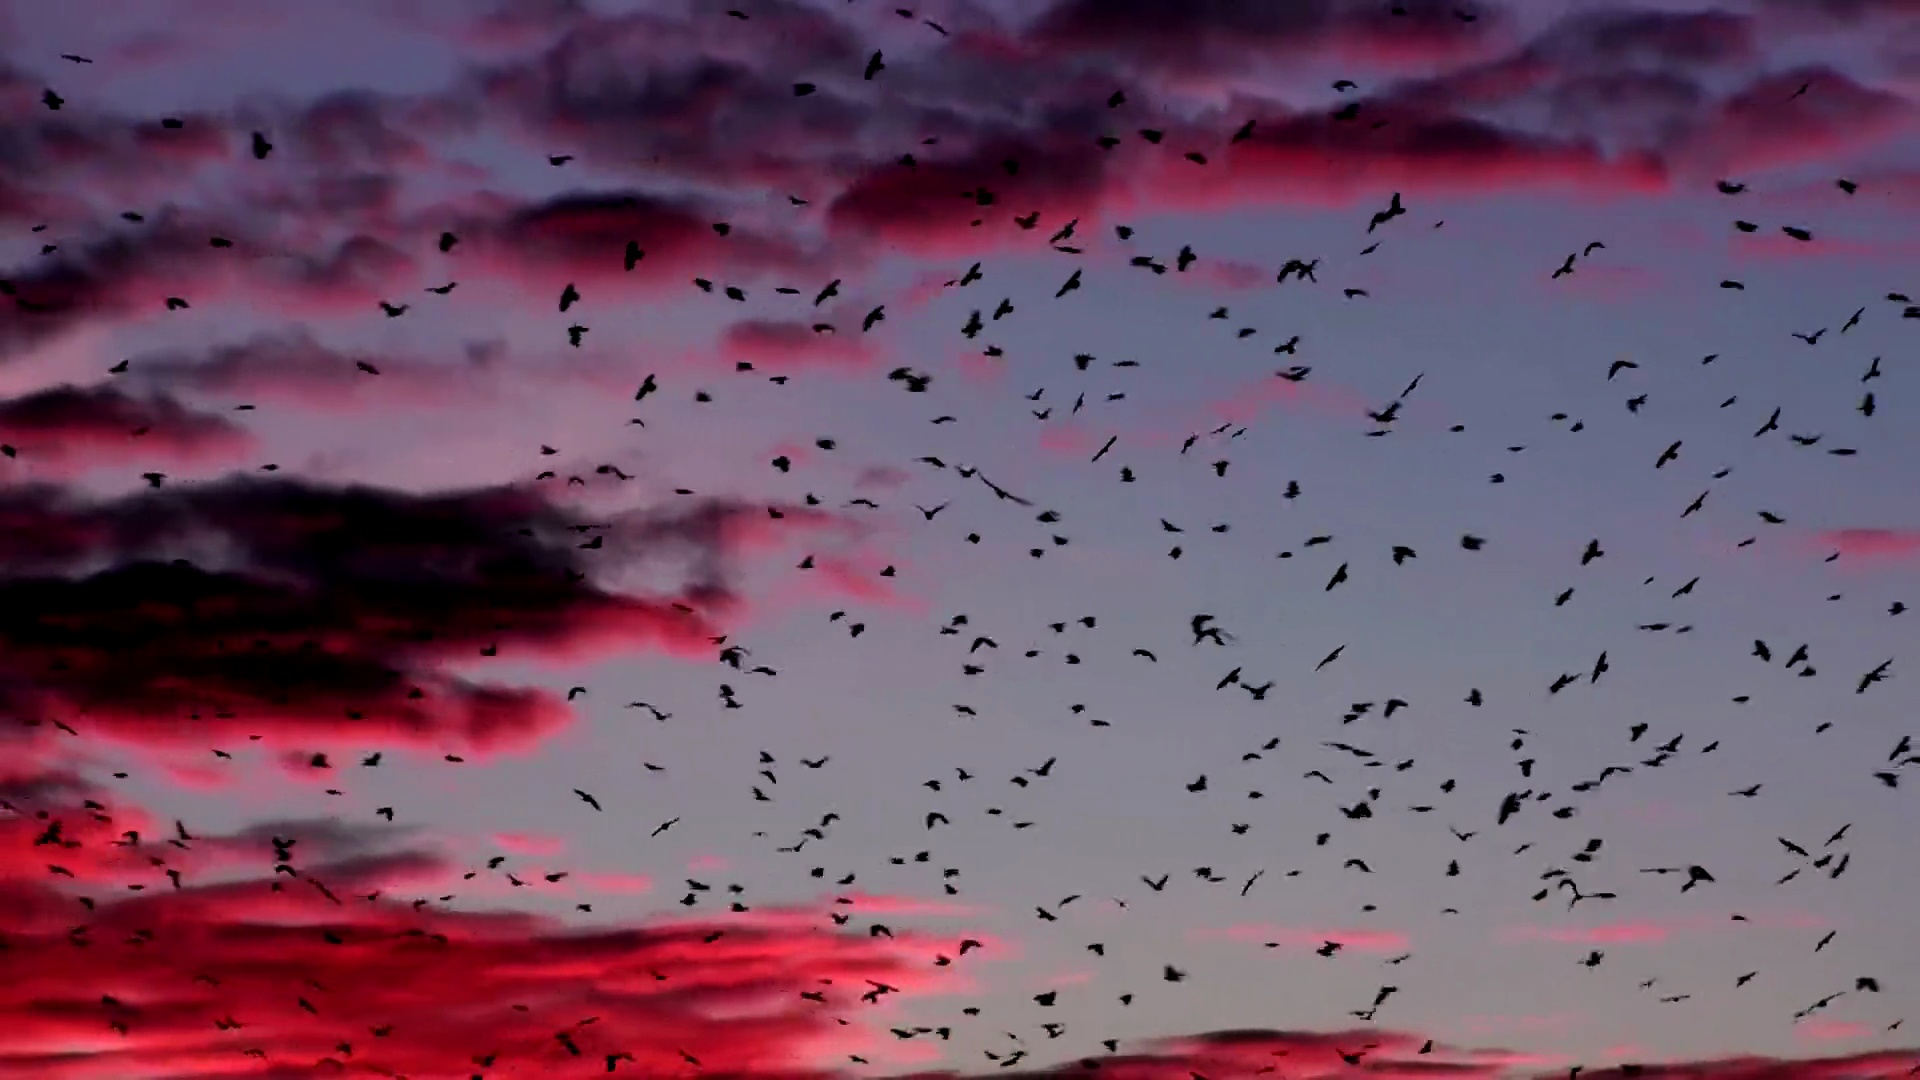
2 0 1919 1077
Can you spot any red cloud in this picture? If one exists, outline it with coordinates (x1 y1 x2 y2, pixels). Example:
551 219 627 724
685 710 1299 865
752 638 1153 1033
1 780 1915 1080
827 138 1111 256
0 384 254 471
0 799 967 1080
719 319 877 371
824 104 1669 261
0 477 835 758
1146 106 1669 212
451 189 808 290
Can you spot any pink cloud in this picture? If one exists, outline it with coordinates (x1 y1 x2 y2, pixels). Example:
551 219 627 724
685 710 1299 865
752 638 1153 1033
492 831 567 857
1542 262 1666 302
1798 1020 1873 1042
719 319 878 371
1502 921 1676 945
1730 233 1920 261
1815 528 1920 561
572 871 655 894
831 891 981 917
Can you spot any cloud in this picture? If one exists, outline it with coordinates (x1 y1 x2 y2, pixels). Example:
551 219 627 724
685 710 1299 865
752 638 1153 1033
0 786 968 1080
0 82 235 227
5 1 1914 324
1500 920 1678 945
0 384 254 471
448 189 807 290
1201 373 1376 427
1204 924 1411 952
0 476 827 758
1756 0 1920 27
0 215 414 361
123 330 491 412
1 781 1914 1079
718 319 877 371
1020 0 1510 75
1729 233 1920 262
1538 262 1665 303
826 136 1113 255
1145 105 1670 212
491 832 566 857
1816 528 1920 561
1676 66 1913 176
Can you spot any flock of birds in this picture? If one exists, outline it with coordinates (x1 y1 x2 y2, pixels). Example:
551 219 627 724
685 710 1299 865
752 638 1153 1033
5 9 1919 1079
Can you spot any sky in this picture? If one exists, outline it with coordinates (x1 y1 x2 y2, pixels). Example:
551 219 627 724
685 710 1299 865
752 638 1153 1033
1 0 1919 1076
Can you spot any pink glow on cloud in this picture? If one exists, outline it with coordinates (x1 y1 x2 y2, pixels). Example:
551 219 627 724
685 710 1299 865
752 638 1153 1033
951 349 1010 385
1460 1013 1581 1036
854 465 912 490
806 553 920 609
572 871 655 894
1541 262 1666 303
832 892 982 917
1201 373 1375 428
158 760 235 791
1815 528 1920 561
1205 924 1411 952
493 832 567 857
1730 232 1920 261
1502 921 1676 945
1038 422 1105 456
1505 910 1826 946
1799 1020 1873 1042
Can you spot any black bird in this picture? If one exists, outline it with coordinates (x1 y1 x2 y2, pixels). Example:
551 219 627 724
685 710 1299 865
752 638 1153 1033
1367 193 1405 233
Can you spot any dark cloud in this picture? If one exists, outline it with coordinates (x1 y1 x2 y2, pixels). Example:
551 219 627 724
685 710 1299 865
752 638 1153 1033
448 189 808 288
1538 8 1758 68
1022 0 1508 73
124 330 488 412
0 215 414 361
826 134 1113 252
4 0 1900 335
0 65 234 227
0 384 253 471
1755 0 1920 26
469 2 876 190
0 476 817 756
